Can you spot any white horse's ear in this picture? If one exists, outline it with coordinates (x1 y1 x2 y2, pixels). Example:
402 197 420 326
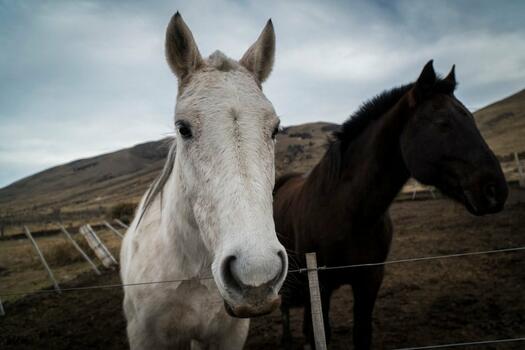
165 12 203 81
240 19 275 83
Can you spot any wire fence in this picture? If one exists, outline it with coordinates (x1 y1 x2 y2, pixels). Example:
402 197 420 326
393 337 525 350
2 245 524 297
1 242 525 349
288 245 525 273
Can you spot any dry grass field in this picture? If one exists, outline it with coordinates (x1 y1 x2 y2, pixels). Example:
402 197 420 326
0 228 121 303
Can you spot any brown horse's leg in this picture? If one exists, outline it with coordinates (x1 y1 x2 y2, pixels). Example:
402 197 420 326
321 288 333 344
302 302 315 348
301 288 332 349
352 267 384 350
281 306 292 349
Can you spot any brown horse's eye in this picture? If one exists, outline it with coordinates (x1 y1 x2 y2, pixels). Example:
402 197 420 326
176 121 192 139
434 119 451 131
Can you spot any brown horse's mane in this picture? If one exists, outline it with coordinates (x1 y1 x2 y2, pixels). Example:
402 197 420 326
276 76 456 189
335 77 456 151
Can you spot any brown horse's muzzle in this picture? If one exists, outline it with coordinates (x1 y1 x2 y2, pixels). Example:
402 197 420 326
462 183 508 216
459 171 508 216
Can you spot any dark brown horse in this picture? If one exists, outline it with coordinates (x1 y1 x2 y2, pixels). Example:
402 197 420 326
274 61 508 349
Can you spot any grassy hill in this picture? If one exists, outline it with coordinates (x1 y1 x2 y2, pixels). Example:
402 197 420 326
474 89 525 156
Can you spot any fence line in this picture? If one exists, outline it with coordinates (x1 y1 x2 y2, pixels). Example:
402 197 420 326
103 221 124 239
114 219 129 230
2 245 525 350
79 225 117 268
393 336 525 350
288 245 525 273
1 245 524 297
0 275 214 297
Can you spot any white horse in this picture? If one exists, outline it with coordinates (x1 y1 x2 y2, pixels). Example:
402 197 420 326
120 12 288 350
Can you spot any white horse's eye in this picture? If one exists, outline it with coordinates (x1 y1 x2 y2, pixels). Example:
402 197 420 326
176 121 193 139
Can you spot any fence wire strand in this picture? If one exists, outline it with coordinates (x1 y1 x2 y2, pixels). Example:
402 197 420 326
393 336 525 350
0 276 214 297
1 245 524 297
288 245 525 273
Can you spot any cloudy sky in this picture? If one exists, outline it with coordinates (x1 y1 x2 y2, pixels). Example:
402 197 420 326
1 0 524 188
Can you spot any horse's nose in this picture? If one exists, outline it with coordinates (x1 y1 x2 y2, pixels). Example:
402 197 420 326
483 183 498 205
481 180 507 213
220 249 287 294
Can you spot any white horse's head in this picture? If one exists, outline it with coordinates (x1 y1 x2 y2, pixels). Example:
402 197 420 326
165 13 287 317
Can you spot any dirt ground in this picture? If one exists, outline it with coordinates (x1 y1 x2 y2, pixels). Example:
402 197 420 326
1 188 524 349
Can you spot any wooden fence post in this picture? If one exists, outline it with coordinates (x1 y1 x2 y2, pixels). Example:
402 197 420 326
0 296 5 316
79 225 117 268
59 224 101 275
87 224 118 266
103 221 124 239
87 224 117 258
306 252 327 350
114 219 129 230
515 152 525 187
412 189 417 200
24 226 61 293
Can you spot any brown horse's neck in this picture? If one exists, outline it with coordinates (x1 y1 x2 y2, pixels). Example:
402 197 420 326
308 93 413 225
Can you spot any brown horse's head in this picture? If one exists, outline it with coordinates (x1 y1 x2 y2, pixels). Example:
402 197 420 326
400 61 508 215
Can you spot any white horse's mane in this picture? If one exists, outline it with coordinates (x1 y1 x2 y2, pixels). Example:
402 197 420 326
136 139 176 225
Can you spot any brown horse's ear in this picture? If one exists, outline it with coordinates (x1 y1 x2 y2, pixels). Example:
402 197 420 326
444 64 456 85
165 12 203 82
416 60 436 93
240 19 275 83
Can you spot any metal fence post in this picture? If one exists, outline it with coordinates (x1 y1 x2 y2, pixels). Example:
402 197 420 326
114 219 129 230
103 221 124 239
515 152 525 187
24 226 61 293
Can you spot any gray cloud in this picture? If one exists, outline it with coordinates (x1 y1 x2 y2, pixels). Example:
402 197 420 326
1 0 524 187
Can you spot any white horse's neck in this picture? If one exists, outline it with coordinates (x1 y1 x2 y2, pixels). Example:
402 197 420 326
158 156 211 279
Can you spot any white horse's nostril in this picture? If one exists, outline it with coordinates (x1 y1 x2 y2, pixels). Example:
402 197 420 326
275 249 288 284
221 255 245 295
